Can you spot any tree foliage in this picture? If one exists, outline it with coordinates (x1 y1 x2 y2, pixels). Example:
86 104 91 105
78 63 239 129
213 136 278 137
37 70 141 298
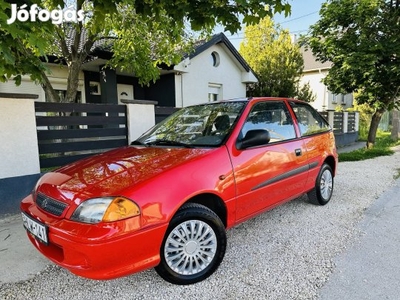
303 0 400 148
295 82 316 103
239 16 304 99
0 0 53 85
0 0 292 103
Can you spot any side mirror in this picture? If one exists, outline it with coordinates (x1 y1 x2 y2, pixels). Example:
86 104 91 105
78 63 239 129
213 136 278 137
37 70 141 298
237 129 270 149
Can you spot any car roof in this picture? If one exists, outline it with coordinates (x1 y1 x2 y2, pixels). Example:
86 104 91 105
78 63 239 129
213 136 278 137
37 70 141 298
218 97 307 104
186 97 308 108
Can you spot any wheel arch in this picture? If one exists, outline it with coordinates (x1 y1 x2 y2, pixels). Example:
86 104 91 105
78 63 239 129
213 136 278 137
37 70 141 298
182 193 228 228
323 155 337 175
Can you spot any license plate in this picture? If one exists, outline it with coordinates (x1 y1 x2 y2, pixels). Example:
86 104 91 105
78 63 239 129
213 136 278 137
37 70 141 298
21 212 48 245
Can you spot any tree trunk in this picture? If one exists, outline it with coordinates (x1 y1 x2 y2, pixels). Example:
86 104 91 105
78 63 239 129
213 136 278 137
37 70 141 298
392 110 399 141
366 108 386 148
65 60 82 103
41 72 60 102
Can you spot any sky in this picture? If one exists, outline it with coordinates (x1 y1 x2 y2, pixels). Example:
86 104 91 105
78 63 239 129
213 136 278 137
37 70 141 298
225 0 326 49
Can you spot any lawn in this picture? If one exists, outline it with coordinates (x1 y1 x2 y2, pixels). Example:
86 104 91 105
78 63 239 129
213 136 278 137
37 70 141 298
338 131 400 162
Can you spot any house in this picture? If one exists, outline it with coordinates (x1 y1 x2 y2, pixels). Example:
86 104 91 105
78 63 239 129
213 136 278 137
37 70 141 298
0 33 257 108
300 48 353 111
171 33 257 106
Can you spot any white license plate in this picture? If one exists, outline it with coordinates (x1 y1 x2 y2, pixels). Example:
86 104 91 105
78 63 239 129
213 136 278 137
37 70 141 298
21 212 48 245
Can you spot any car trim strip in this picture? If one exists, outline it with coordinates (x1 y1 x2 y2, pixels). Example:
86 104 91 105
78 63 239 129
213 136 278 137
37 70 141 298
251 161 319 191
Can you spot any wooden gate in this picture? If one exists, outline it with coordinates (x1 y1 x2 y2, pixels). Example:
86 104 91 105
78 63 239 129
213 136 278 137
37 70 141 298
35 102 128 169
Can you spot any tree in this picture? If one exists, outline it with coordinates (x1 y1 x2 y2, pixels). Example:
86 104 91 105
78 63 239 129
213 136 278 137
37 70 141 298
304 0 400 148
295 82 316 103
0 0 292 104
239 16 304 98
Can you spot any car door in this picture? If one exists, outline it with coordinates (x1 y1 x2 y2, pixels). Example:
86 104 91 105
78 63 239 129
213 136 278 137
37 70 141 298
229 100 309 222
288 101 336 189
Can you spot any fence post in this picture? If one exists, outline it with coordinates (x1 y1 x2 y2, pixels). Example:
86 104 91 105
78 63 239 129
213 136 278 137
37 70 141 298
343 111 348 134
123 99 158 143
0 93 41 216
328 111 335 129
355 111 360 133
0 94 40 178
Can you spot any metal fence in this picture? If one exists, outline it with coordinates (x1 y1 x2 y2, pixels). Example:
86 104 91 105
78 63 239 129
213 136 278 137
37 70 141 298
319 111 358 134
35 102 128 169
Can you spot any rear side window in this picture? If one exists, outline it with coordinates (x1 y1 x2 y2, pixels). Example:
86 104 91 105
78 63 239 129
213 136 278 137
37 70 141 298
290 102 330 137
240 101 296 143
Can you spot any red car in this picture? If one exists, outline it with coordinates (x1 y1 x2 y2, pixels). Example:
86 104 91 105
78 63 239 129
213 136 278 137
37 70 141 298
21 97 337 285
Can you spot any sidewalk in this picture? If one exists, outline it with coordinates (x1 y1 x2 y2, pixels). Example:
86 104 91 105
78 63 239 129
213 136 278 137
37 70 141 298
319 178 400 299
0 214 49 283
336 141 366 153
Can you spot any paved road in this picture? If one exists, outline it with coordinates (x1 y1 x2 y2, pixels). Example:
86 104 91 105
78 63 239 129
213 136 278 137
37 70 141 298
336 141 365 154
319 178 400 300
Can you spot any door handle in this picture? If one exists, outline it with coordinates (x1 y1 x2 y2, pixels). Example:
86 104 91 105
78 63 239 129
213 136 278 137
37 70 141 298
295 148 302 156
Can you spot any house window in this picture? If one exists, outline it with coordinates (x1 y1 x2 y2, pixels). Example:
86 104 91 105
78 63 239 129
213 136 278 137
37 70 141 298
210 51 220 67
89 81 101 95
208 84 222 102
343 93 353 105
209 93 218 102
330 93 343 104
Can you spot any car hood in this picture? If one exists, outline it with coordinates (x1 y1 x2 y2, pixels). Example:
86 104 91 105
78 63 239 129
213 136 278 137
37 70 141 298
37 146 211 203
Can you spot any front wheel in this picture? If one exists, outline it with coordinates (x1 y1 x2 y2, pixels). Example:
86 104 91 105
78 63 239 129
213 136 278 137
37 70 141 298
155 203 226 285
307 163 334 205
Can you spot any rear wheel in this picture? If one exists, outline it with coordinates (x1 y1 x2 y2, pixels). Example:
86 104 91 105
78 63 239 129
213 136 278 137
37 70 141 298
155 203 226 285
308 163 334 205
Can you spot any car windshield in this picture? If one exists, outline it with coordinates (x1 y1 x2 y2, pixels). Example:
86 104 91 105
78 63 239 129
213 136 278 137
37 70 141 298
135 101 247 147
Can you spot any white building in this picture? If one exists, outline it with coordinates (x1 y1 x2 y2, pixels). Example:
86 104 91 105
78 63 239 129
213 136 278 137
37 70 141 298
172 33 257 107
300 48 353 111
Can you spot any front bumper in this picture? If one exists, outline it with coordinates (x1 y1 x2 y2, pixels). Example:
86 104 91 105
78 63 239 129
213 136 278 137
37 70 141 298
20 194 168 280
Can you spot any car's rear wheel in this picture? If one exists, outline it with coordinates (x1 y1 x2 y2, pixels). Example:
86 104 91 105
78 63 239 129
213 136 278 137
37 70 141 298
308 163 334 205
155 203 226 285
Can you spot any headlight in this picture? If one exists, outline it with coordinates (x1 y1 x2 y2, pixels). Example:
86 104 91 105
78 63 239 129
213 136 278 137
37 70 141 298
71 197 140 224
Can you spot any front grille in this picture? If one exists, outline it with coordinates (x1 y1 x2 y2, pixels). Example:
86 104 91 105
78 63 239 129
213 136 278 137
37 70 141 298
36 193 68 217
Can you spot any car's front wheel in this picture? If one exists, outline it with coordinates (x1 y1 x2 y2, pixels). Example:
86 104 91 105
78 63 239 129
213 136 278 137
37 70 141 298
155 203 226 285
308 163 334 205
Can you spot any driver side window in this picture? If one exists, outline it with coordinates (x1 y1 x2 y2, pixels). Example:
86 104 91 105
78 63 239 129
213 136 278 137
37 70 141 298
240 101 296 143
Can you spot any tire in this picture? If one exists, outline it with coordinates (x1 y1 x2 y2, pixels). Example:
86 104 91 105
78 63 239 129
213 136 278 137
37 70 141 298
155 203 226 285
307 163 334 205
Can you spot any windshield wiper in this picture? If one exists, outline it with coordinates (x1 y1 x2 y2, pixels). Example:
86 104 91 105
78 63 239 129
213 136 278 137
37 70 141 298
146 139 194 148
130 140 149 146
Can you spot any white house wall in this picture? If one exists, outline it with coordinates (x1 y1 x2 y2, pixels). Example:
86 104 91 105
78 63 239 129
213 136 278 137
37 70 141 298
0 64 85 102
0 77 43 98
175 44 248 107
300 70 329 111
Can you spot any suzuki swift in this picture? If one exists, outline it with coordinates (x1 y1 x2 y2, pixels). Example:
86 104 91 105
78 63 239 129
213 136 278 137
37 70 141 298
21 97 338 285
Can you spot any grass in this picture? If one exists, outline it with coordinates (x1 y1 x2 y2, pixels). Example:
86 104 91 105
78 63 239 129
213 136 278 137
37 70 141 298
338 131 400 162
